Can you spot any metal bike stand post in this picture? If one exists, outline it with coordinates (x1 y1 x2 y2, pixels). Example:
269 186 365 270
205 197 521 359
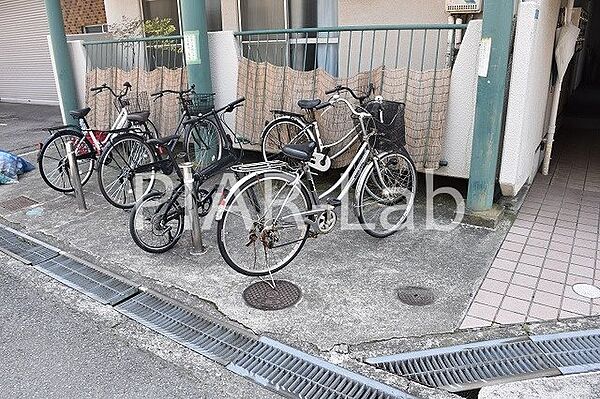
181 162 207 255
65 141 87 211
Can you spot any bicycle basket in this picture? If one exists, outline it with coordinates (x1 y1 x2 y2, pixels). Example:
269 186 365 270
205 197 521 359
116 92 150 113
363 100 406 147
181 93 215 115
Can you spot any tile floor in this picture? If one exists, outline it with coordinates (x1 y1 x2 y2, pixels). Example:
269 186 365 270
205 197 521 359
461 128 600 328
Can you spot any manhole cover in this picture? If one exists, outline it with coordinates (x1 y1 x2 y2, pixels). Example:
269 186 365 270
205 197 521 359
397 286 435 306
0 196 38 211
572 283 600 299
243 280 301 311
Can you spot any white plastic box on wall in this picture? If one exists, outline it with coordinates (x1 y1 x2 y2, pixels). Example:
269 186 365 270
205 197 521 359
446 0 482 14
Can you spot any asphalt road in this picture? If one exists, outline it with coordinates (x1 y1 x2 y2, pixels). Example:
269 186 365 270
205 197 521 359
0 254 279 399
0 102 61 154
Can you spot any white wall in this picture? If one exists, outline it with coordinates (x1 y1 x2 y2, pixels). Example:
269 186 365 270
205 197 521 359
338 0 449 25
436 20 482 179
499 0 561 196
103 0 143 27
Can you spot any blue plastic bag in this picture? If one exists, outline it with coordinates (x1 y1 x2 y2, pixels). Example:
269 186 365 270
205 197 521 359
0 150 35 184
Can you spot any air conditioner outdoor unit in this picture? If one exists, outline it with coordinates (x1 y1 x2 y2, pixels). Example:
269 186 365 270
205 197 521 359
446 0 482 14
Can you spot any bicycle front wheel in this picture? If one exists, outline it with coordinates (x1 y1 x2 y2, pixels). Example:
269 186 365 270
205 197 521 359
97 134 157 209
129 191 184 253
185 119 222 169
354 149 417 238
217 172 312 276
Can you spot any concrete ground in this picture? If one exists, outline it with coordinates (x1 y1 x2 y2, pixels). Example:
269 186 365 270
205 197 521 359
2 100 600 398
0 102 62 154
0 252 277 399
479 372 600 399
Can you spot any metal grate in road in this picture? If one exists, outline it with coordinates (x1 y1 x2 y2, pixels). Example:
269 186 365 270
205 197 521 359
229 337 417 399
116 292 414 398
532 329 600 374
0 226 58 265
0 195 39 212
367 329 600 392
115 291 257 365
34 255 138 305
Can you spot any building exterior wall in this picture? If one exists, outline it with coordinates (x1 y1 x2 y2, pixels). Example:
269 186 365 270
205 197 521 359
103 0 143 27
499 0 562 196
337 0 448 25
61 0 107 34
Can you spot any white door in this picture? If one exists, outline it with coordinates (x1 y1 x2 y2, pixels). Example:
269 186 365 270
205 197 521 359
0 0 59 105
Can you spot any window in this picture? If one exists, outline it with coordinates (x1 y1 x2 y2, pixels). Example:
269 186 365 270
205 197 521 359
238 0 338 74
82 24 109 34
141 0 223 33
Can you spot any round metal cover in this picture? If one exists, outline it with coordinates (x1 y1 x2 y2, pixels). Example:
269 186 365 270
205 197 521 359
243 280 301 310
397 286 435 306
572 283 600 299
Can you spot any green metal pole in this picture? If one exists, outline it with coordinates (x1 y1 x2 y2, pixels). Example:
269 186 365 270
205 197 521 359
180 0 213 93
466 1 515 211
44 0 78 123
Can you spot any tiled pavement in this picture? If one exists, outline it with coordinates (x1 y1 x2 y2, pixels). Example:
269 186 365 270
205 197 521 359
461 129 600 328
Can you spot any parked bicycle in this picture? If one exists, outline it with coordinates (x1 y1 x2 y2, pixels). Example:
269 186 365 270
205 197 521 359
261 83 375 172
38 82 155 193
216 87 416 276
129 97 245 252
96 86 219 209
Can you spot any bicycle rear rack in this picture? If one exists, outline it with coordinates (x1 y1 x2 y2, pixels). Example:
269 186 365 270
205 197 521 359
230 160 287 174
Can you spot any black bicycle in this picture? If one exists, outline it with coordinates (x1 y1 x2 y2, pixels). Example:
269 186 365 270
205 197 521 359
129 97 245 252
95 86 218 209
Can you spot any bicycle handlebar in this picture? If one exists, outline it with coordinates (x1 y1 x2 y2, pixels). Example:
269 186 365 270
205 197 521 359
150 85 196 99
90 82 131 101
325 83 374 102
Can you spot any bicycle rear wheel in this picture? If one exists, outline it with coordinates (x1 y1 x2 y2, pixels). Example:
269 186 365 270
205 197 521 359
217 172 311 276
97 133 157 209
354 149 417 238
129 191 184 253
38 130 95 193
261 118 311 162
185 119 222 169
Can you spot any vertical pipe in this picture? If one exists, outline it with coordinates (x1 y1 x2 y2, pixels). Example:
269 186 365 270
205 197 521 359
466 1 515 211
180 0 213 93
65 141 87 211
181 162 207 255
45 0 78 123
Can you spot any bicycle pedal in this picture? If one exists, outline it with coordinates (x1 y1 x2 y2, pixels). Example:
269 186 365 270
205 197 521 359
176 152 187 159
326 198 342 207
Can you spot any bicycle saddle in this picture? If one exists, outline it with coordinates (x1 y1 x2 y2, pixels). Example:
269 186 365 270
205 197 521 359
69 107 91 119
282 141 317 161
297 99 321 110
127 111 150 123
147 134 178 147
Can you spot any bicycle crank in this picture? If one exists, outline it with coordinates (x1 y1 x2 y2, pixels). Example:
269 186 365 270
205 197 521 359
317 209 337 234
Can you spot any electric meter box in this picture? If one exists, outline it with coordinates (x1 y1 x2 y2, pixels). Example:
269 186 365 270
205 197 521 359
446 0 482 14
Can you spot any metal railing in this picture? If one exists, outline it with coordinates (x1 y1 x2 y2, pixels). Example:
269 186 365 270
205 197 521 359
83 35 185 71
233 24 468 169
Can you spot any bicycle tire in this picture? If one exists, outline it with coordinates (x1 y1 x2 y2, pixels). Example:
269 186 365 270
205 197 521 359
129 191 184 253
260 117 311 162
97 133 157 209
354 147 417 238
184 118 223 169
38 129 95 193
216 171 312 276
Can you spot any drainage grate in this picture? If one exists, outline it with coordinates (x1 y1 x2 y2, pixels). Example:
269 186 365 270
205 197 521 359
243 280 302 310
0 195 39 211
115 291 257 364
229 337 416 399
34 255 138 305
367 329 600 392
0 226 58 265
397 286 435 306
532 329 600 374
116 292 414 398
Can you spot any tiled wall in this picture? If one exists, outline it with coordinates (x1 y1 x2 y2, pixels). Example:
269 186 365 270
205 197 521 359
61 0 107 35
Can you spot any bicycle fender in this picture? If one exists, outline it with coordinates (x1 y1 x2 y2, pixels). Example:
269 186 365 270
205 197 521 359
214 169 301 221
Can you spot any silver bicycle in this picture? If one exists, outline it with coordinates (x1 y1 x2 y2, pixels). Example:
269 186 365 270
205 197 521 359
216 89 416 276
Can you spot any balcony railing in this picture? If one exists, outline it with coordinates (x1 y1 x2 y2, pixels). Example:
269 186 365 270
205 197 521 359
233 24 467 169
